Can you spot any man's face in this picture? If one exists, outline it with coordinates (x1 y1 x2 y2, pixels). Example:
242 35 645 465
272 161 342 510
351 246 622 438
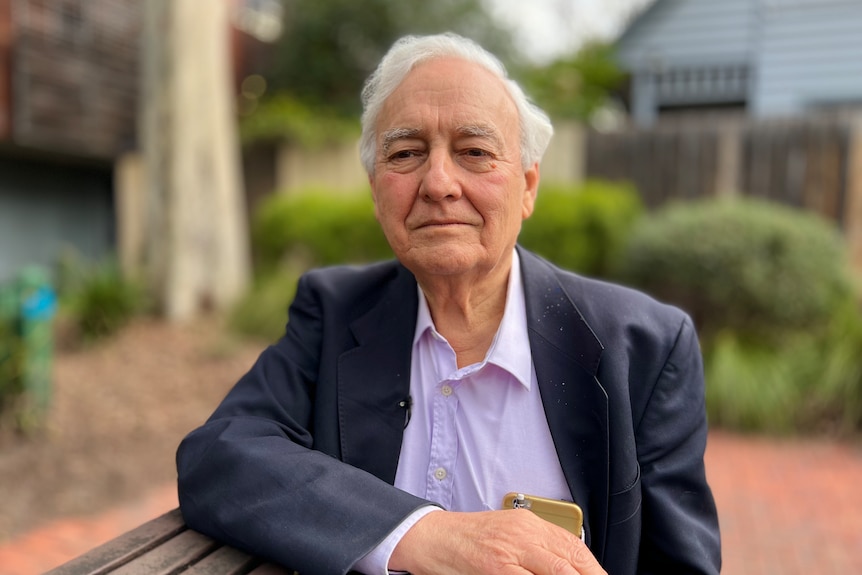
369 57 539 281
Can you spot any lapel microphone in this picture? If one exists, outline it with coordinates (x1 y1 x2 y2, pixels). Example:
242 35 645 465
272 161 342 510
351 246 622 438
399 395 412 428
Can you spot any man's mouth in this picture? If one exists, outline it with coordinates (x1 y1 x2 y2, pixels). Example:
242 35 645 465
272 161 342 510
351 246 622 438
413 217 477 230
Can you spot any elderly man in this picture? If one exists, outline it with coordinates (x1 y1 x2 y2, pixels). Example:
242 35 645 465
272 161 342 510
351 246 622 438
177 33 721 575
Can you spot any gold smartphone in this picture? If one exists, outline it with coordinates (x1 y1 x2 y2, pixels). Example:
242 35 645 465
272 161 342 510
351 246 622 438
502 492 584 537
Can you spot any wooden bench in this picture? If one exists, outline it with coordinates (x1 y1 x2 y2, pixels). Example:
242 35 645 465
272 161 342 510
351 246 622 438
44 508 295 575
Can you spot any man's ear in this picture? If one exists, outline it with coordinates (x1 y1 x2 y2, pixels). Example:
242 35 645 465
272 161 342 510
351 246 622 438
521 162 540 219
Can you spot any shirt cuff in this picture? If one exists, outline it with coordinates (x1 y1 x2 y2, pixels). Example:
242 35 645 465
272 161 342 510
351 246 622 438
352 505 442 575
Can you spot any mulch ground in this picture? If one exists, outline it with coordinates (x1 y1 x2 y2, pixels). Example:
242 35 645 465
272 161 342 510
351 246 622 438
1 317 861 574
0 316 265 543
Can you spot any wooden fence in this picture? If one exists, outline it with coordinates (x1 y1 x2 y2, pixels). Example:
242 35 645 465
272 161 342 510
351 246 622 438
585 114 862 272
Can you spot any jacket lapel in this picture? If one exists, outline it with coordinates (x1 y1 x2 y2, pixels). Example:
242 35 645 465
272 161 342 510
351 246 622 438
337 265 418 484
519 248 610 553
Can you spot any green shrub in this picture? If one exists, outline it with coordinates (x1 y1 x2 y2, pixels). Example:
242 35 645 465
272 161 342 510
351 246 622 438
519 180 644 277
704 299 862 435
252 188 392 274
59 257 146 341
0 320 24 413
704 333 801 433
239 95 359 147
228 268 300 343
804 302 862 433
615 198 854 341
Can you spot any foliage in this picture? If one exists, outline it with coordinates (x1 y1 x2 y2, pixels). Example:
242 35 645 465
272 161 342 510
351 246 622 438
58 256 146 342
0 320 24 413
239 94 360 147
613 196 862 435
0 278 53 429
519 180 644 278
251 188 392 275
614 197 854 342
704 299 862 435
516 42 625 122
228 268 300 344
264 0 516 118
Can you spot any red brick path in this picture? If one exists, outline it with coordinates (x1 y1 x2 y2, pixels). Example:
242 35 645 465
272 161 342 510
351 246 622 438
1 431 860 574
705 431 862 574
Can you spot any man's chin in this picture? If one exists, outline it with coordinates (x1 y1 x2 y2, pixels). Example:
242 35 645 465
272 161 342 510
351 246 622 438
400 244 492 278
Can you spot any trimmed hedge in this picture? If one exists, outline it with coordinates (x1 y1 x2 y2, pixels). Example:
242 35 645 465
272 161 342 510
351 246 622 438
252 188 392 274
614 197 855 342
519 180 644 277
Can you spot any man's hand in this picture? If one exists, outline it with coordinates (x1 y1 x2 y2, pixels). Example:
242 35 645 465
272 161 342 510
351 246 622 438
389 509 607 575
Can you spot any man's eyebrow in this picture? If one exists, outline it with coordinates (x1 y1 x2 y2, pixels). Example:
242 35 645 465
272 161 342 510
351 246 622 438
458 124 504 149
381 127 421 156
380 124 505 155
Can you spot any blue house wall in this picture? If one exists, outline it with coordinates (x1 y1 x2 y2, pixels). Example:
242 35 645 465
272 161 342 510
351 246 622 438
0 155 114 283
0 0 138 287
616 0 755 68
753 0 862 116
616 0 862 125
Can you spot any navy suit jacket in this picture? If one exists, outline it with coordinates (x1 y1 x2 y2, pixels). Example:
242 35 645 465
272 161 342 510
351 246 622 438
177 247 721 574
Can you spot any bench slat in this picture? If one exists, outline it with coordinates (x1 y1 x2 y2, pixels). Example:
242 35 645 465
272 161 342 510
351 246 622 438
245 563 296 575
180 546 259 575
45 509 187 575
43 507 300 575
109 529 220 575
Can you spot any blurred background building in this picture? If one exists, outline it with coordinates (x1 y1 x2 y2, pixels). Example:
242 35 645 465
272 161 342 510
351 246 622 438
0 0 138 284
0 0 260 320
616 0 862 126
2 0 862 314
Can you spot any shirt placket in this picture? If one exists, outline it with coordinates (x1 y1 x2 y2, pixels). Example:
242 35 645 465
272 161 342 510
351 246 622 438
424 333 460 509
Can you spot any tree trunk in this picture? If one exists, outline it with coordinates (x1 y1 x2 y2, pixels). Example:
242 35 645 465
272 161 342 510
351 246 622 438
140 0 250 320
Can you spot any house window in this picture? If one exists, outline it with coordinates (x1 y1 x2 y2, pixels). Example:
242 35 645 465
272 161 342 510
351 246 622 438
655 64 750 105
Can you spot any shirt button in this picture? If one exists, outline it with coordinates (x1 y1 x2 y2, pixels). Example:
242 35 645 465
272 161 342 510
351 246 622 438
441 385 453 396
434 467 447 480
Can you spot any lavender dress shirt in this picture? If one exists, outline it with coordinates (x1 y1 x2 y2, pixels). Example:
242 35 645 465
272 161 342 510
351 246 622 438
355 251 571 574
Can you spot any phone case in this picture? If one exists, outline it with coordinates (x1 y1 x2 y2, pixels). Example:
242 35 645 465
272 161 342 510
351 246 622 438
502 492 584 537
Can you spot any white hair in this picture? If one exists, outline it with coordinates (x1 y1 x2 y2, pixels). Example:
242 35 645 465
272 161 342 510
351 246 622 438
359 32 554 175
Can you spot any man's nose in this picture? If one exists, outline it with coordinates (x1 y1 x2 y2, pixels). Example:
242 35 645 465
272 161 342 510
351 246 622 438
420 150 461 201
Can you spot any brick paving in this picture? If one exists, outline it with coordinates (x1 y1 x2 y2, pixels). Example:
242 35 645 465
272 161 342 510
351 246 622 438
0 430 860 574
705 430 862 575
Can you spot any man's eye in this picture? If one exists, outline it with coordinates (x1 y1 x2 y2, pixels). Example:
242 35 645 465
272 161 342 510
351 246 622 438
464 148 491 158
389 150 418 160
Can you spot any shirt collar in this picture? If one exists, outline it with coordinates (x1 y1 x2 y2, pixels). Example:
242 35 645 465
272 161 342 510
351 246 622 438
412 249 533 390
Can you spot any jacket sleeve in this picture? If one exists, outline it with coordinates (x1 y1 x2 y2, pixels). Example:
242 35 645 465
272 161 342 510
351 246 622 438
634 315 722 574
175 272 429 575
